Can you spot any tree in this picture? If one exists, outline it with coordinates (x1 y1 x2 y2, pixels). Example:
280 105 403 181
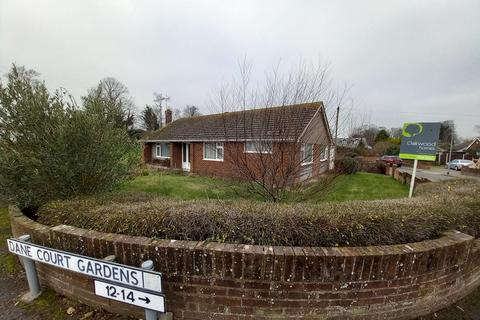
373 141 394 155
0 65 139 215
210 59 348 202
374 128 390 142
475 124 480 135
390 127 402 139
82 77 135 130
182 105 202 117
141 105 159 131
173 108 182 120
350 124 378 146
439 120 457 145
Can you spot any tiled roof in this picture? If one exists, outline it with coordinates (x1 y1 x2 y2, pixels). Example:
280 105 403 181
453 138 480 152
143 102 325 142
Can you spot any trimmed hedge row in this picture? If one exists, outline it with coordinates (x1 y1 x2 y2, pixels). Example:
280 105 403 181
37 179 480 247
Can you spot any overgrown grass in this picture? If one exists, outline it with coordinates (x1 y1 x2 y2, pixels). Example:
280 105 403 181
119 171 260 201
0 207 21 276
120 171 407 203
38 179 480 247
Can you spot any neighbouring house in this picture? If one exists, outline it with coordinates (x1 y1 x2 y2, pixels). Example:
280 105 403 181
335 137 371 149
436 137 480 165
141 102 335 182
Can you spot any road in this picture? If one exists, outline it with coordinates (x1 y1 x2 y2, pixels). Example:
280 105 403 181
398 166 470 182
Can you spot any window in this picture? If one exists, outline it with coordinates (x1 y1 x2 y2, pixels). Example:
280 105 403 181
320 146 328 161
155 143 170 158
301 144 313 165
244 141 273 154
204 142 224 161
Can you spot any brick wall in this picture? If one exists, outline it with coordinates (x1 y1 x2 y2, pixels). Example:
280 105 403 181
143 143 153 163
191 142 236 177
9 206 480 320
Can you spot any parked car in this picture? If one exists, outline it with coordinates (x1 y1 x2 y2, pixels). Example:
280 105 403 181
445 159 474 170
377 155 403 167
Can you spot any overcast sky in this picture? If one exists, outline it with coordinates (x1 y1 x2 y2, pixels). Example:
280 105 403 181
1 0 479 138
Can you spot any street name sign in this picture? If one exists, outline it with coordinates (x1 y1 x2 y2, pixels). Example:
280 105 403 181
94 280 166 312
399 122 441 161
7 238 162 292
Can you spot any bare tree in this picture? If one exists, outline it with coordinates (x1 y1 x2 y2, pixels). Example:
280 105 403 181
172 108 182 120
83 77 135 130
474 124 480 135
182 105 202 117
209 58 351 201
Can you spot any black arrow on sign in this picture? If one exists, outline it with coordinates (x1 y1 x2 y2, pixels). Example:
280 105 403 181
139 296 151 304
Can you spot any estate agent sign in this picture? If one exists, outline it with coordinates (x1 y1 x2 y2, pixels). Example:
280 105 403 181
7 237 165 314
399 122 441 161
399 122 441 198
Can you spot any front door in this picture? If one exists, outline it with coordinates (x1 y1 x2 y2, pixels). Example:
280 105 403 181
182 143 190 171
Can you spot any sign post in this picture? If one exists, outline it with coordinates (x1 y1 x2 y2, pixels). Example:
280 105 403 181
399 122 441 198
7 236 165 315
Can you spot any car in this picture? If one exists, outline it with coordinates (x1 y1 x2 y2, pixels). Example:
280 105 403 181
378 155 403 167
445 159 474 170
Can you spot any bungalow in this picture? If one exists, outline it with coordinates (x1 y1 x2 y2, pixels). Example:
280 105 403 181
436 137 480 165
141 102 335 182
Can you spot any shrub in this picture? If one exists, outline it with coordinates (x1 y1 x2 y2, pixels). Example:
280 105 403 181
0 65 139 214
335 157 360 174
37 179 480 247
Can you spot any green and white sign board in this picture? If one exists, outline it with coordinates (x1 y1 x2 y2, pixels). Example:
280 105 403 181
399 122 441 161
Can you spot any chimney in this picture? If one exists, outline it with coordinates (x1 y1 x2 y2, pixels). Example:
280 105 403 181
165 109 172 125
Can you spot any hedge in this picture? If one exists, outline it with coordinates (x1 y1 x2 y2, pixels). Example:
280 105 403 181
37 179 480 247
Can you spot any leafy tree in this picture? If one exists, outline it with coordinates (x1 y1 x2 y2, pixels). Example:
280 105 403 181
373 141 394 155
374 129 390 142
182 105 202 117
141 105 159 131
0 65 139 215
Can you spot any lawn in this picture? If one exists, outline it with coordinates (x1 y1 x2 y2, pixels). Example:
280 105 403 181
119 171 408 203
120 171 258 200
317 172 409 202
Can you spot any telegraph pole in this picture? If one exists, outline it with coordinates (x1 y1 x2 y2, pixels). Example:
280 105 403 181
447 129 454 175
334 106 340 143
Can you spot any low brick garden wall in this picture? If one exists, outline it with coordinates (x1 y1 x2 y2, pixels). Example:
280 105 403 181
9 206 480 320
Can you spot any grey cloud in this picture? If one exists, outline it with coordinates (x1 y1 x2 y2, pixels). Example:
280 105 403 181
1 0 479 137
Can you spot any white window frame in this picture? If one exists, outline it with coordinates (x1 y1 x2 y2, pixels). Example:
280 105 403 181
320 145 328 162
301 143 313 165
155 143 170 159
244 141 273 154
203 142 224 161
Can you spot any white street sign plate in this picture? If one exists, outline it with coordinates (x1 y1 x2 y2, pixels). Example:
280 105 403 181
94 280 166 312
7 238 162 292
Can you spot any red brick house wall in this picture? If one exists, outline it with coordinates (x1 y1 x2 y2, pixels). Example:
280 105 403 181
145 141 330 181
191 142 235 177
